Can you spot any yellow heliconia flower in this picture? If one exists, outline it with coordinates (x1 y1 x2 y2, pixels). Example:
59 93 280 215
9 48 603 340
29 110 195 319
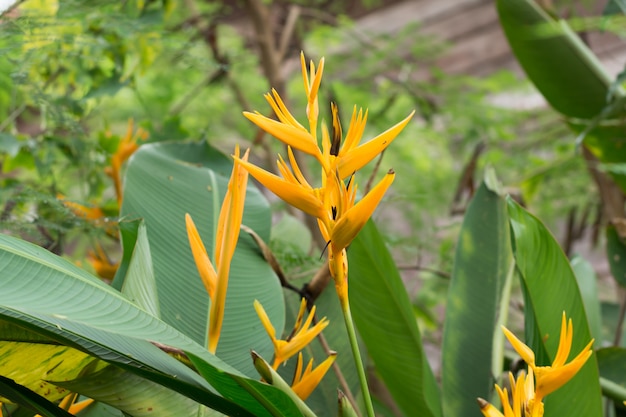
240 53 411 306
57 194 105 221
291 351 337 400
105 119 148 206
87 244 119 280
479 312 593 417
254 298 329 370
243 52 414 178
185 146 250 354
502 312 594 404
35 394 94 417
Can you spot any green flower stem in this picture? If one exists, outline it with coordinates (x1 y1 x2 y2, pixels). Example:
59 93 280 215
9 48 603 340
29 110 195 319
341 298 376 417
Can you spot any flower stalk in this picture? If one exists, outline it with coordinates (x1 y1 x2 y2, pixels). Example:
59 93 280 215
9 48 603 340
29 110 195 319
342 298 376 417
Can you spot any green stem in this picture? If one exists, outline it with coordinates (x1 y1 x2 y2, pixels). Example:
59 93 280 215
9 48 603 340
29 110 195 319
341 298 376 417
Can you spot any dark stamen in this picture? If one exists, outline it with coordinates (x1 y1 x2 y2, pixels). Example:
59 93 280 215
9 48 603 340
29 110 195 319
330 103 342 156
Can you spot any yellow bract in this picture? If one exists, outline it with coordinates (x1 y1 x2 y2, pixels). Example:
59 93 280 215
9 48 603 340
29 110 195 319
105 119 148 206
478 312 593 417
254 298 329 370
240 52 413 305
291 351 337 400
502 312 594 403
185 146 250 354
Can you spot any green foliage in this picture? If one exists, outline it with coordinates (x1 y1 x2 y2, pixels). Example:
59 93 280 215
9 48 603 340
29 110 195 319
349 220 442 417
442 179 512 417
508 198 602 416
2 0 625 416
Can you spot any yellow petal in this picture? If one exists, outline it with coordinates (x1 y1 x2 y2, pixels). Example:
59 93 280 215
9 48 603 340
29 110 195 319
292 352 305 386
340 106 367 154
287 147 313 189
331 170 395 253
502 325 536 367
495 386 514 417
291 352 337 400
243 112 321 160
209 146 249 354
237 158 325 219
534 339 593 399
552 313 573 368
277 316 329 367
68 398 95 414
185 213 217 300
214 146 249 268
265 89 306 130
337 111 414 179
290 298 308 338
254 300 277 343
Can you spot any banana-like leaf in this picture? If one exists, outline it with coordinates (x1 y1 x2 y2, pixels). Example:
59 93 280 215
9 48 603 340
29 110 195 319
0 232 298 417
507 199 602 416
580 125 626 193
442 179 512 417
496 0 624 119
120 221 159 316
0 340 105 403
54 365 201 416
0 375 74 417
348 220 442 417
121 142 284 376
497 0 626 193
186 351 305 417
597 347 626 394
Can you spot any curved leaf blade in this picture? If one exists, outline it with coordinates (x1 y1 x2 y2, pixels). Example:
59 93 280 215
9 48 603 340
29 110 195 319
348 220 442 417
0 375 74 417
0 232 289 417
496 0 623 119
442 181 512 417
120 221 159 316
0 341 104 403
507 198 602 417
54 365 201 416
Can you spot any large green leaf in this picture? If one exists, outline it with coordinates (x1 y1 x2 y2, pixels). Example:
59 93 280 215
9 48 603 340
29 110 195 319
0 232 297 417
0 375 74 417
348 220 442 417
497 0 626 193
54 365 207 416
496 0 624 119
597 347 626 391
187 351 305 417
122 142 284 376
120 221 159 316
507 199 602 416
442 180 512 417
0 341 105 403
